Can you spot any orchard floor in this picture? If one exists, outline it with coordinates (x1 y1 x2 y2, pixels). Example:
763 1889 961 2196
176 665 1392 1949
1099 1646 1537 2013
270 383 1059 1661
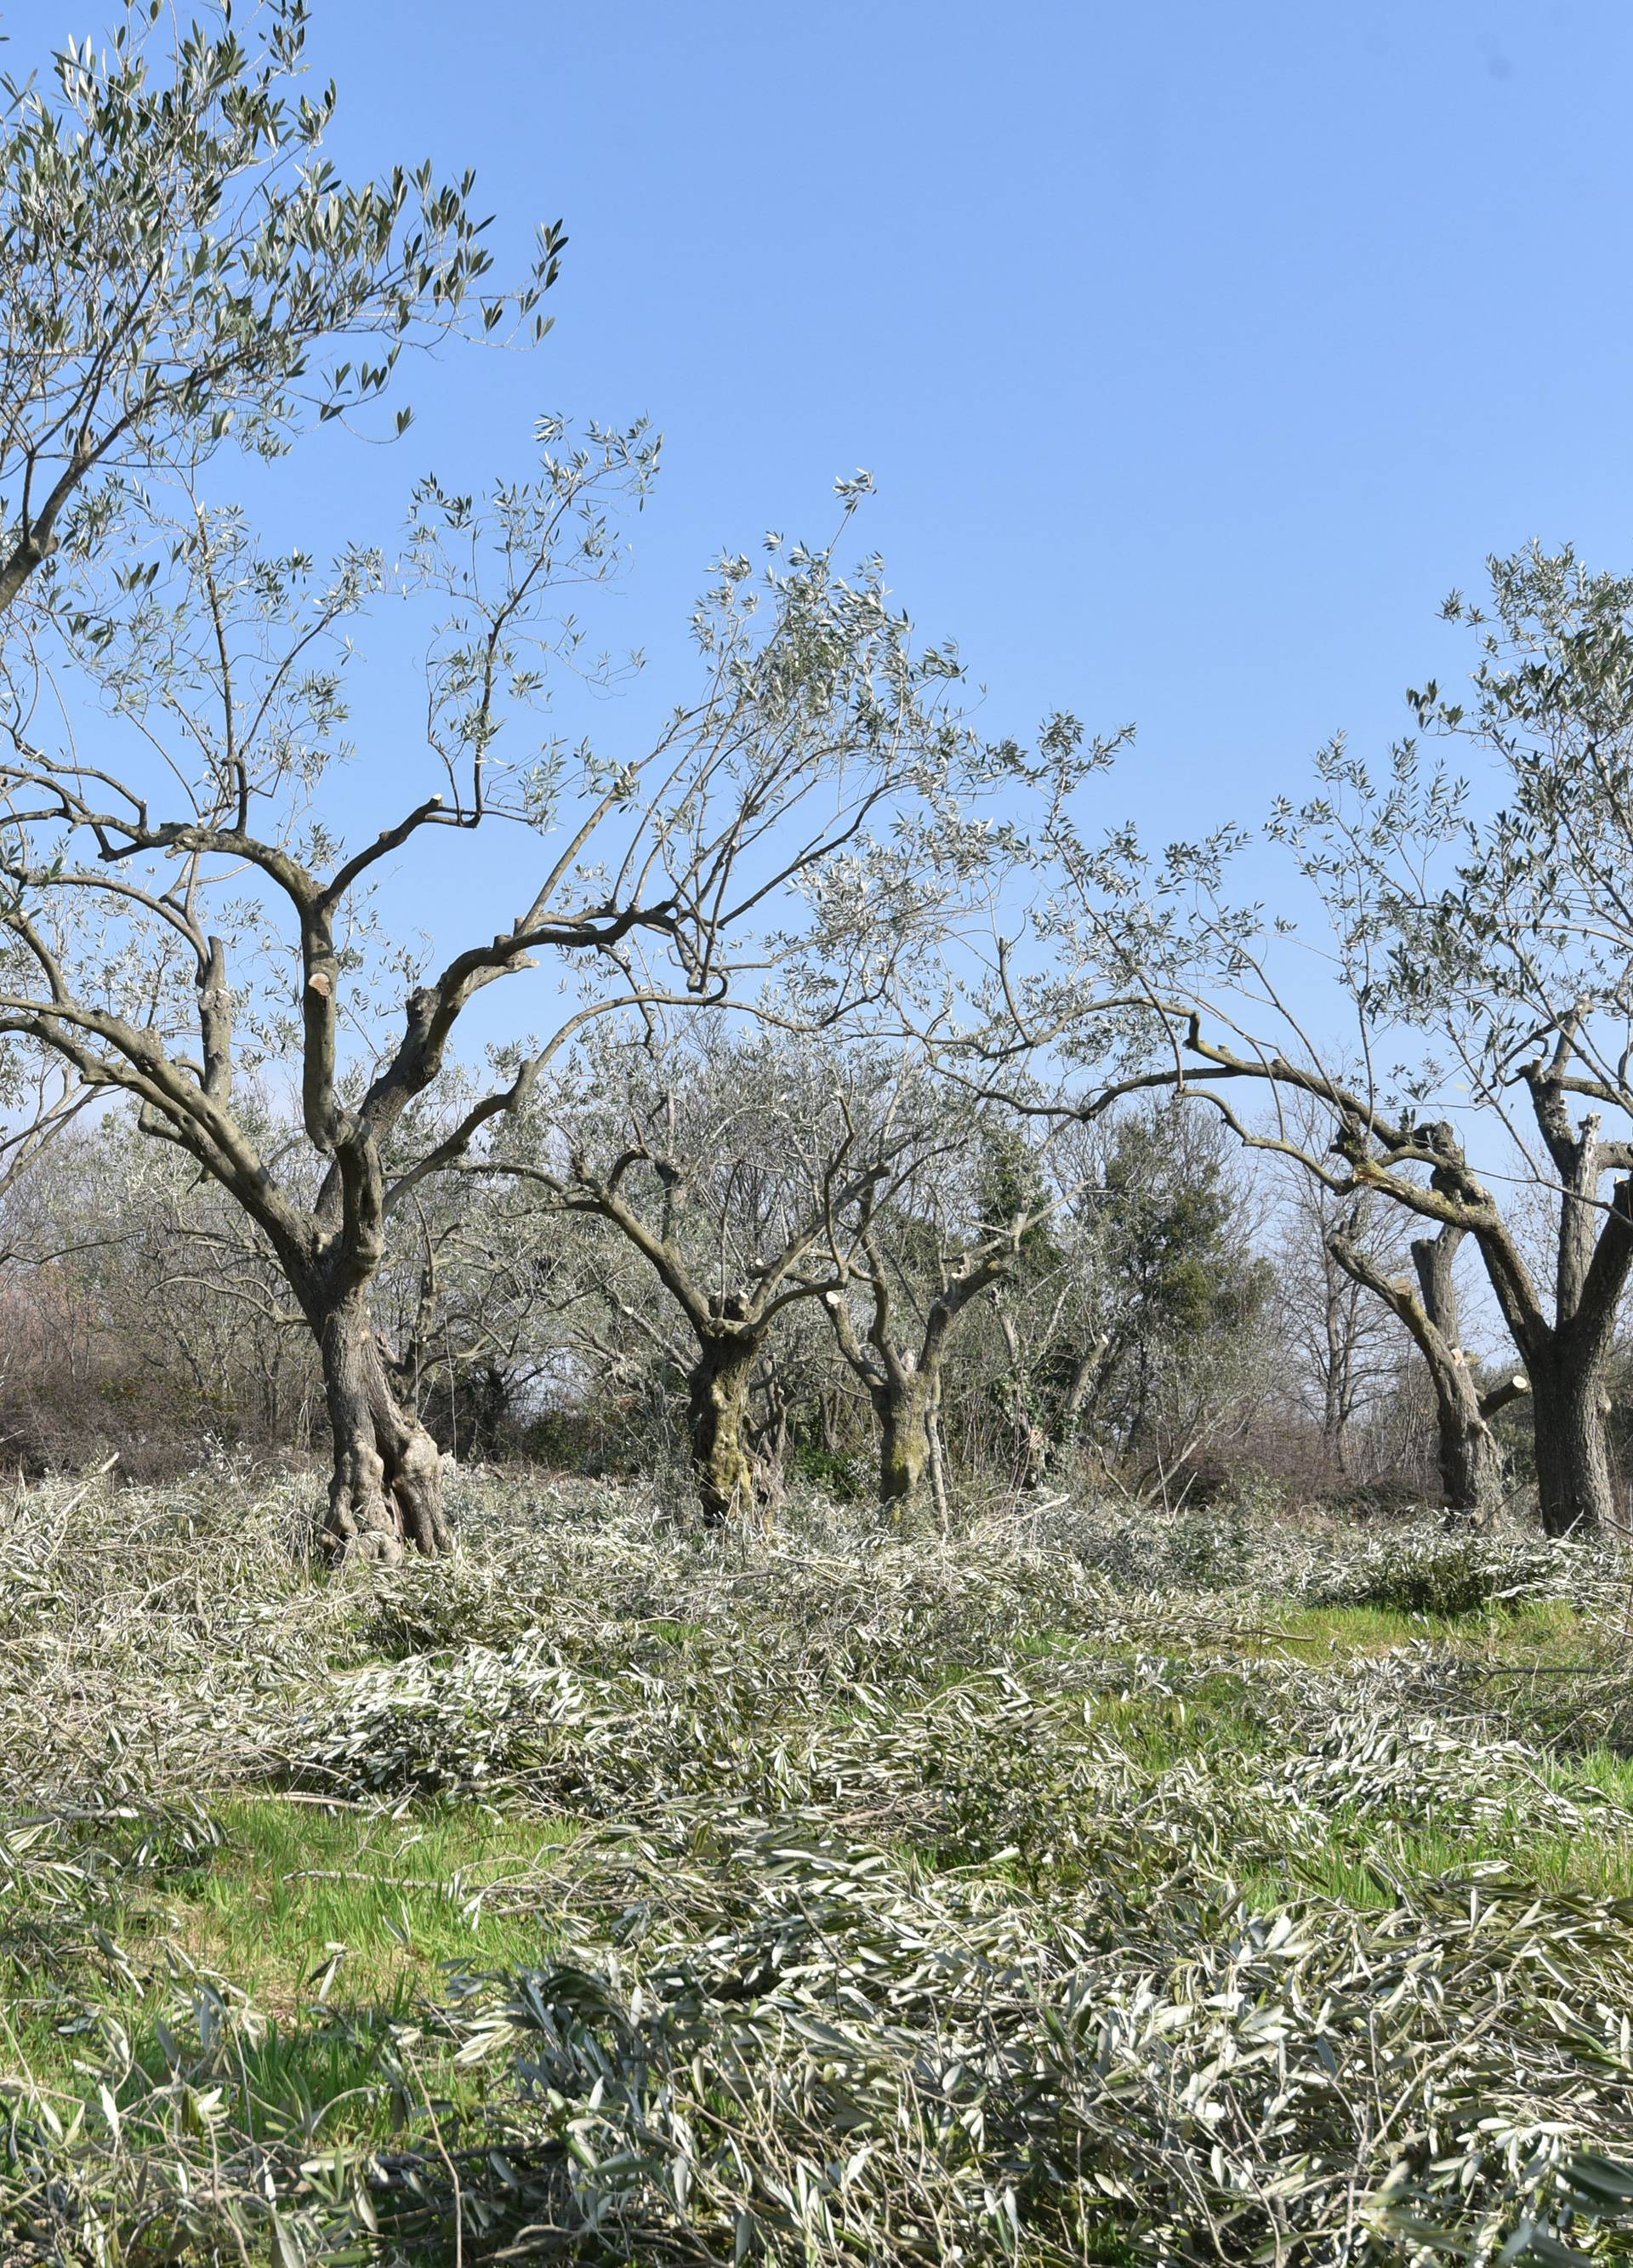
2 1465 1632 2263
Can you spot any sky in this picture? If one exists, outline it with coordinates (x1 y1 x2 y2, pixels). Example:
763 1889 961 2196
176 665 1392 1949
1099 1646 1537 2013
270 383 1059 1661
9 0 1633 1035
287 0 1633 790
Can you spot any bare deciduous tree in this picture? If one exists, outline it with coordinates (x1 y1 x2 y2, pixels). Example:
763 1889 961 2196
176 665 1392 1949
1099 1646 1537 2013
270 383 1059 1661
1269 1103 1410 1477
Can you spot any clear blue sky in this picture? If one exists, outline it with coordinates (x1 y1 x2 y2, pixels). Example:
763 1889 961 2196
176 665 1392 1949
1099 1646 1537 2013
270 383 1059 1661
309 0 1633 781
16 0 1633 986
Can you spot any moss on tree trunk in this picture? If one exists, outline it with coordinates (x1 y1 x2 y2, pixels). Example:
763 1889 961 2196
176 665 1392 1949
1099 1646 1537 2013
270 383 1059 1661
687 1336 759 1526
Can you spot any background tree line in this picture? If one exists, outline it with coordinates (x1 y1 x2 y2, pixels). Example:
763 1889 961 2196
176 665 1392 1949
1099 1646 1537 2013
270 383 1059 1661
0 1052 1539 1528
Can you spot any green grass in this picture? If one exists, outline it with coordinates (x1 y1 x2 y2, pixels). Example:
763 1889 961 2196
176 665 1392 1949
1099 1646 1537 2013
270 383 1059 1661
1199 1593 1593 1657
1018 1594 1593 1673
0 1793 578 2161
1081 1677 1270 1770
179 1798 575 2005
1016 1606 1633 1909
1266 1816 1633 1907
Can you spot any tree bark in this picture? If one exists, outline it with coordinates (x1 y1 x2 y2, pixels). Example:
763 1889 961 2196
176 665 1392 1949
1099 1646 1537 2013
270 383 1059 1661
1425 1362 1510 1522
1055 1332 1112 1457
1492 1085 1633 1539
319 1296 451 1563
823 1234 1016 1514
877 1370 933 1506
1528 1352 1613 1537
1408 1230 1518 1524
687 1334 759 1525
927 1372 952 1534
1329 1224 1515 1524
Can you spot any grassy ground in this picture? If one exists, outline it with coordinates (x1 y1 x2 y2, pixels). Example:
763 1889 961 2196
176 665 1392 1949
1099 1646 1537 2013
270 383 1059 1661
2 1469 1632 2262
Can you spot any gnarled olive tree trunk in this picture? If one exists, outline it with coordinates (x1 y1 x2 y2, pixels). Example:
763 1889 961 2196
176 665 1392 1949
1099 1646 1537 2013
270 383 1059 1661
687 1332 760 1526
1412 1224 1528 1521
824 1245 1010 1514
1488 1097 1633 1539
822 1288 937 1513
876 1367 934 1506
313 1292 450 1564
1429 1382 1508 1520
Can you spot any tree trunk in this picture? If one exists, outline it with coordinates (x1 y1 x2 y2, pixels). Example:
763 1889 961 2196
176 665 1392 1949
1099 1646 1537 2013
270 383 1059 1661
320 1296 451 1564
1055 1332 1112 1460
1322 1267 1352 1475
1403 1231 1504 1522
1328 1223 1514 1524
1529 1354 1612 1537
927 1374 952 1535
877 1372 932 1507
818 1388 839 1456
687 1335 759 1525
1425 1365 1507 1523
991 1298 1050 1490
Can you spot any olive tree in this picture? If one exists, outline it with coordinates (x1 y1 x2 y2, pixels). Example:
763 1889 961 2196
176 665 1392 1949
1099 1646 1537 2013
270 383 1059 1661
1153 1034 1623 1533
473 1019 945 1523
0 3 555 626
0 420 980 1556
819 1108 1067 1510
1024 544 1633 1534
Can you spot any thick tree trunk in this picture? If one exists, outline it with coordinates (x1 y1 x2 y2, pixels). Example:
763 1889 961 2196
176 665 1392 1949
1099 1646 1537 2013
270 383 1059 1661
1427 1369 1507 1523
1528 1356 1612 1537
320 1296 451 1563
877 1374 932 1506
687 1336 759 1525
